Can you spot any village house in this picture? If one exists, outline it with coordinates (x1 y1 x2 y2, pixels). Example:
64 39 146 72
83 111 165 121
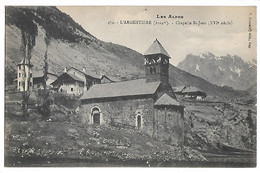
50 72 85 96
182 86 207 100
17 58 58 91
79 39 185 145
51 67 114 96
173 86 187 95
174 85 207 100
17 58 33 92
32 69 58 90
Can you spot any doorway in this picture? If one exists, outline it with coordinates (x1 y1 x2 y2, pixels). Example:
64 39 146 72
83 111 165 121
92 107 101 125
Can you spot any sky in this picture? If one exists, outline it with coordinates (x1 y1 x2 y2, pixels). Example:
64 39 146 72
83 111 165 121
56 6 256 66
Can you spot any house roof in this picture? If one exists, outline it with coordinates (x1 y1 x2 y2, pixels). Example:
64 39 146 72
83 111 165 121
100 74 120 83
17 58 33 66
67 67 101 79
68 73 84 82
154 93 180 106
144 39 171 58
32 69 58 78
32 70 44 78
174 85 186 93
80 79 161 100
51 72 84 86
182 86 204 94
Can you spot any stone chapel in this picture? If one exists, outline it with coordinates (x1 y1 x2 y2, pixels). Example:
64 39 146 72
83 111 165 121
79 39 184 145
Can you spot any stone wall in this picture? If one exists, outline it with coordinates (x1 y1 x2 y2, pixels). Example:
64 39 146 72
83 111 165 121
154 106 184 146
80 95 185 146
80 96 155 136
58 81 84 96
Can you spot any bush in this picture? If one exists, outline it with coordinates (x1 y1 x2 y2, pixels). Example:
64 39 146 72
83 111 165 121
36 89 53 118
52 93 80 109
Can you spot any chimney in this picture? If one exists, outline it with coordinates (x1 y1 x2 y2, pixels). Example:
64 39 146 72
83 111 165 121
64 67 67 72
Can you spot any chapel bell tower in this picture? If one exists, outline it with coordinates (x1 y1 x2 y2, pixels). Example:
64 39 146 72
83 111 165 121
144 39 170 84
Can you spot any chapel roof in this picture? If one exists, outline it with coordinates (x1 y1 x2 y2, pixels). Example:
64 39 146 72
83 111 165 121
154 93 180 106
144 39 171 58
80 79 161 100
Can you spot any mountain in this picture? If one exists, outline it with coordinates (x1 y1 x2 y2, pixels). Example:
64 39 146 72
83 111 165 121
5 6 144 83
177 52 257 91
5 6 248 98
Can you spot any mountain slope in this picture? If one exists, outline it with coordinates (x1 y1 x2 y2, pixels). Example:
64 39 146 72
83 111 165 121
177 53 257 91
5 6 144 82
169 66 247 98
5 6 248 98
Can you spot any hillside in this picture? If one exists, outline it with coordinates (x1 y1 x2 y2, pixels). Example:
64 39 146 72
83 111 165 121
5 6 144 83
4 89 256 167
177 52 257 91
5 6 248 98
5 94 207 167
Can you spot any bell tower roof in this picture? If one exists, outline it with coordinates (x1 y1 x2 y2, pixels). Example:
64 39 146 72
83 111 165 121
144 39 170 58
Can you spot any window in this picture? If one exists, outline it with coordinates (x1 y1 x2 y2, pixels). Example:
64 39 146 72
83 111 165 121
29 82 32 86
30 73 32 77
71 88 74 91
19 82 21 86
37 84 40 88
19 73 21 77
136 115 142 129
19 65 21 70
60 89 63 92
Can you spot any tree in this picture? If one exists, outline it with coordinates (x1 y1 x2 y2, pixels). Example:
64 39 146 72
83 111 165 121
20 30 36 117
37 31 51 118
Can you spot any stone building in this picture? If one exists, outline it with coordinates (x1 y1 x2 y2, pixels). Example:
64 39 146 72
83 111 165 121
17 58 59 91
66 67 102 91
17 58 33 92
51 72 85 96
32 69 58 90
174 85 207 100
79 39 185 145
51 67 114 96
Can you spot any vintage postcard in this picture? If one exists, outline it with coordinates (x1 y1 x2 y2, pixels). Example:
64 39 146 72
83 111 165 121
4 6 257 167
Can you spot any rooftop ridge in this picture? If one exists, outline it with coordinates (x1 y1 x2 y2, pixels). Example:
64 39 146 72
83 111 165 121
144 39 171 58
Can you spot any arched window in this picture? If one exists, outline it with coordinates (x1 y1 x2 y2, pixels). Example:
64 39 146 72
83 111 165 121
136 114 142 129
92 107 101 125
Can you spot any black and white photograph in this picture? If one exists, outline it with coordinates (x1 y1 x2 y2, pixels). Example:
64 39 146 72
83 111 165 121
3 4 257 168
